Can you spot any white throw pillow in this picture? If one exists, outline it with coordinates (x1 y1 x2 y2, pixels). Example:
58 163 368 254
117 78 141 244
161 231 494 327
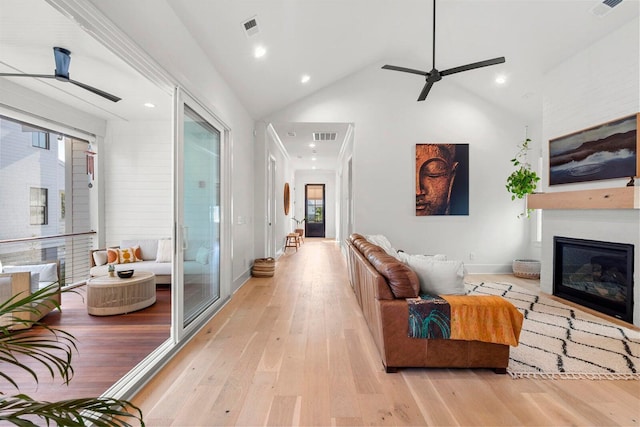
92 250 108 266
396 252 446 264
156 239 172 263
365 234 398 257
405 255 466 295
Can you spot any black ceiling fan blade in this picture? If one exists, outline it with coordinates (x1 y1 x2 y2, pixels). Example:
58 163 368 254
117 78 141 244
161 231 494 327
69 79 122 102
417 81 434 101
0 73 56 79
440 57 505 77
382 65 429 77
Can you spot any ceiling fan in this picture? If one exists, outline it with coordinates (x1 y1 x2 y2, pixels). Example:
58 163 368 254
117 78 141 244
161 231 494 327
382 0 505 101
0 47 121 102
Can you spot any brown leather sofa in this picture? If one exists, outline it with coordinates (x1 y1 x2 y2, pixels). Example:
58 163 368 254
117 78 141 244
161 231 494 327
346 233 511 373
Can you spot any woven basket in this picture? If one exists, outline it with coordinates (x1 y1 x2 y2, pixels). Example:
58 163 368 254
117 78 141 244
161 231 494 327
252 257 275 277
512 259 541 279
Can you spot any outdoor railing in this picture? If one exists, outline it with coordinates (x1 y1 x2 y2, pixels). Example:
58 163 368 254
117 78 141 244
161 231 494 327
0 231 96 287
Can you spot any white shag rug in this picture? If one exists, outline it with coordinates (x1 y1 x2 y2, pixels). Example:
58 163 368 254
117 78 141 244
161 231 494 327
466 281 640 379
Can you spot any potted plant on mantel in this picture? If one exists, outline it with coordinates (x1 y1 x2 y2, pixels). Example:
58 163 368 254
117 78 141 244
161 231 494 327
506 134 542 279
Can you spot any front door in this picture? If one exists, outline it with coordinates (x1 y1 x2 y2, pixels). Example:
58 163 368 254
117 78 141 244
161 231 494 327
305 184 325 238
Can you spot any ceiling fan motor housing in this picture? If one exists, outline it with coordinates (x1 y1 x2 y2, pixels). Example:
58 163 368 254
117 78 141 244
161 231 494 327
53 47 71 80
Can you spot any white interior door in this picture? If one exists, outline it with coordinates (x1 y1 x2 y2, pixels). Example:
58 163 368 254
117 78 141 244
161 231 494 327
267 155 276 257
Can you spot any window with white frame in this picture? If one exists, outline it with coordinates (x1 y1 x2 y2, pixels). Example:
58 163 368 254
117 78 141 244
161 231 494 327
30 187 48 225
31 131 49 149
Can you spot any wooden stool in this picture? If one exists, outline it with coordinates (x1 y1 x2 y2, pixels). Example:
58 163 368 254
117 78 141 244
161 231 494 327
285 233 299 252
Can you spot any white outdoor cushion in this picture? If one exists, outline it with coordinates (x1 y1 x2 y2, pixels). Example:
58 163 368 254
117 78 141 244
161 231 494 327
28 273 40 293
404 255 466 295
156 239 172 263
3 263 58 283
121 239 160 261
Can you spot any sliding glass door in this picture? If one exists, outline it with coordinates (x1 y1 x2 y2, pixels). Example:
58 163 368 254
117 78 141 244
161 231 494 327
175 90 229 336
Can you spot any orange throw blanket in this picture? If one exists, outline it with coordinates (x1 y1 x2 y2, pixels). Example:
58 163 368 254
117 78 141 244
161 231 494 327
408 295 523 346
443 295 523 346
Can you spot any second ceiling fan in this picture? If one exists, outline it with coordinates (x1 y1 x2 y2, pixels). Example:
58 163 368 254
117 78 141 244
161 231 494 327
382 0 505 101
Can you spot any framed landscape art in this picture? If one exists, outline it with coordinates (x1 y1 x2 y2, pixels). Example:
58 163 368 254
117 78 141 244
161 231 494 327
415 143 469 216
549 113 639 185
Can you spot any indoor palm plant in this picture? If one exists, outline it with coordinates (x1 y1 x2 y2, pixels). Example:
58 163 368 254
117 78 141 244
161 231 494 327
0 283 144 426
506 136 540 218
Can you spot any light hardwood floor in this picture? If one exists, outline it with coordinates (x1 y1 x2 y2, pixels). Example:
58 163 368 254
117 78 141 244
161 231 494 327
132 239 640 426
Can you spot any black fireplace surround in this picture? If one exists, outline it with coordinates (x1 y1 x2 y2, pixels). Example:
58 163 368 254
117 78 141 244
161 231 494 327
553 236 634 323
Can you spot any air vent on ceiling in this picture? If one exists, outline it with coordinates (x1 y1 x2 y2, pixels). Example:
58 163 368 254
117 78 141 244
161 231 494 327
287 131 296 137
242 16 260 37
313 132 337 142
589 0 623 17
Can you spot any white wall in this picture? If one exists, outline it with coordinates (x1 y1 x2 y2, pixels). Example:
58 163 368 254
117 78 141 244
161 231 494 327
267 64 537 272
86 0 256 289
540 18 640 326
102 120 172 247
293 169 337 239
337 126 355 245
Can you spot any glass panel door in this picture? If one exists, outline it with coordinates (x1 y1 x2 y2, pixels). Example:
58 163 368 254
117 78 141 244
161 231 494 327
180 105 221 327
305 184 325 237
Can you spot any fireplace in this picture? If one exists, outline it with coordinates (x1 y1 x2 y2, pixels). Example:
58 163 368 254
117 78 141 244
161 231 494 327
553 236 634 323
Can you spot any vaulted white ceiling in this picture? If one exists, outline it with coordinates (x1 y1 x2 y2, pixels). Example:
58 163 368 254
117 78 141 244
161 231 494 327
1 0 638 170
164 0 638 121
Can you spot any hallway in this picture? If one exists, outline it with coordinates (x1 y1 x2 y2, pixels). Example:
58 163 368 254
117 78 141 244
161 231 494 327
132 239 639 426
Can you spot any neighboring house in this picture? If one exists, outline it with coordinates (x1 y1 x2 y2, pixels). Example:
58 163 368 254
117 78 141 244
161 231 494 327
0 116 64 241
0 115 91 280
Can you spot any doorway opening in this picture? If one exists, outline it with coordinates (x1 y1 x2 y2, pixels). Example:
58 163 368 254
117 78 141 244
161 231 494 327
305 184 325 237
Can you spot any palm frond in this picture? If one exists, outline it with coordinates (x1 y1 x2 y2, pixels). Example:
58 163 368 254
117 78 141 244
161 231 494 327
0 283 144 425
0 284 77 389
0 395 144 427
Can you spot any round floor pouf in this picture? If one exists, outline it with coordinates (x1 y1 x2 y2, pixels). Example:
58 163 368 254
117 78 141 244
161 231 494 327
512 259 541 279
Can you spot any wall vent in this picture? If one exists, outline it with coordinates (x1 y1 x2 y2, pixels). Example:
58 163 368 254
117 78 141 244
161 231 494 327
313 132 337 141
242 16 260 37
589 0 623 17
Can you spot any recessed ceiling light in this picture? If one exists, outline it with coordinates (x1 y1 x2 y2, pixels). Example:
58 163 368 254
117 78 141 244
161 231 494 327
144 102 155 108
312 166 316 170
495 74 507 85
312 157 317 161
254 45 266 58
309 142 316 148
301 74 310 84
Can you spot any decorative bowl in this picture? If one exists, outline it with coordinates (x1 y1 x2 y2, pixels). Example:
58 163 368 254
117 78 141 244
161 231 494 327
117 270 134 279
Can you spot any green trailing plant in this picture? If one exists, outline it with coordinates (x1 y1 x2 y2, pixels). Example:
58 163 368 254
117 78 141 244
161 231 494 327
506 137 540 218
0 283 144 426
